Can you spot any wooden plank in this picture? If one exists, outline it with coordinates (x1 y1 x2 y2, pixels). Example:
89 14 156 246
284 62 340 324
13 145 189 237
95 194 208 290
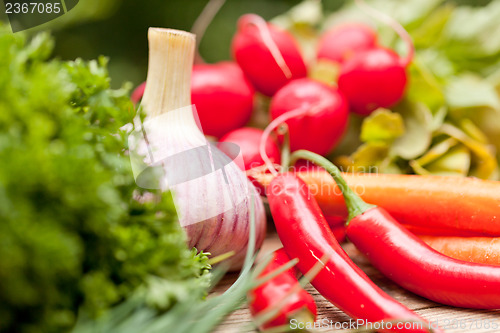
213 234 500 332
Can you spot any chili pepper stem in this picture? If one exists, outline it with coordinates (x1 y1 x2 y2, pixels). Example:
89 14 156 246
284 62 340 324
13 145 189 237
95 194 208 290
289 150 374 223
287 307 315 327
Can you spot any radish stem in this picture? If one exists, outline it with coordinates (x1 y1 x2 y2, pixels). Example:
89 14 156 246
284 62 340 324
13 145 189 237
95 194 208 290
241 14 293 78
259 107 307 176
277 123 290 172
354 0 414 67
191 0 226 63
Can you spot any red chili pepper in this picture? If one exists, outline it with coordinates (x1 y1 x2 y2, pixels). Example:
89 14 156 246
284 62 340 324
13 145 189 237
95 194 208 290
248 248 317 330
348 209 500 308
330 224 347 243
267 173 437 333
326 215 347 243
292 150 500 310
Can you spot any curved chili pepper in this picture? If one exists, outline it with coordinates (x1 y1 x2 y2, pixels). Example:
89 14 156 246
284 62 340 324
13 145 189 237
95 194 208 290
267 173 436 333
291 150 500 310
348 208 500 308
330 224 347 243
248 248 317 330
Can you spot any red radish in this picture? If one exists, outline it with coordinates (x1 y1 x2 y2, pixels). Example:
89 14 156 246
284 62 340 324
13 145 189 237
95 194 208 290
317 23 377 63
337 0 415 116
192 62 255 138
338 47 407 115
131 81 146 104
269 78 349 156
129 62 254 138
232 14 307 96
218 127 281 171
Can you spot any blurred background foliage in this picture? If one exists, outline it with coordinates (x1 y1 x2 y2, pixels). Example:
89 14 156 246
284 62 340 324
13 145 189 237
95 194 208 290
0 0 491 88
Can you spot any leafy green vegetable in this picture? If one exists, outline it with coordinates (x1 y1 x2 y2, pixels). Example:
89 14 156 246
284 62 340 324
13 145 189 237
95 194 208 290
441 1 500 74
360 108 405 143
72 195 263 333
412 144 470 176
438 124 498 179
0 25 209 333
392 101 434 160
348 142 391 171
406 57 446 113
410 138 470 176
446 75 500 110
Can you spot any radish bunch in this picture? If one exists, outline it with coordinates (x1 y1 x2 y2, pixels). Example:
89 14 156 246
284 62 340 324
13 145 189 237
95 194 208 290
317 23 377 64
317 21 413 116
231 14 349 156
131 9 414 171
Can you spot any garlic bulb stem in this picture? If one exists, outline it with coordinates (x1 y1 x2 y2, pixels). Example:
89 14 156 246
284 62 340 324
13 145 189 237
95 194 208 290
142 28 195 117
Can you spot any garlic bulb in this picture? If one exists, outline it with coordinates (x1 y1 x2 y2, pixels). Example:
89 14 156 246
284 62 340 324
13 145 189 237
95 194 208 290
130 28 266 270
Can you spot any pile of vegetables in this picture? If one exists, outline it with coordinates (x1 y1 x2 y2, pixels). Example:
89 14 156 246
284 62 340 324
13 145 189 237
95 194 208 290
240 1 500 330
119 0 500 331
4 0 500 332
0 24 210 333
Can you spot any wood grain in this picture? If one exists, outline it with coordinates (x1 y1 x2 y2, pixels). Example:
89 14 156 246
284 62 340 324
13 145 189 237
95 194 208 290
213 234 500 333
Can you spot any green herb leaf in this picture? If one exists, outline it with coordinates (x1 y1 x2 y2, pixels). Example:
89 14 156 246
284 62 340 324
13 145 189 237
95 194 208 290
411 144 470 176
443 1 500 60
360 108 405 144
446 75 500 110
392 101 434 159
348 142 390 172
406 57 446 112
0 26 210 332
438 124 498 179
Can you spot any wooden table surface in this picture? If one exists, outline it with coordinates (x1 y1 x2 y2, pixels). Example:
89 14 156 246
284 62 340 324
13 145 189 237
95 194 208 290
213 233 500 333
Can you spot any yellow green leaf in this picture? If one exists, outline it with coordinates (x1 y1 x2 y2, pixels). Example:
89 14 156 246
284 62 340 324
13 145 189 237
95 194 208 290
438 123 498 179
392 101 433 159
360 108 405 143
